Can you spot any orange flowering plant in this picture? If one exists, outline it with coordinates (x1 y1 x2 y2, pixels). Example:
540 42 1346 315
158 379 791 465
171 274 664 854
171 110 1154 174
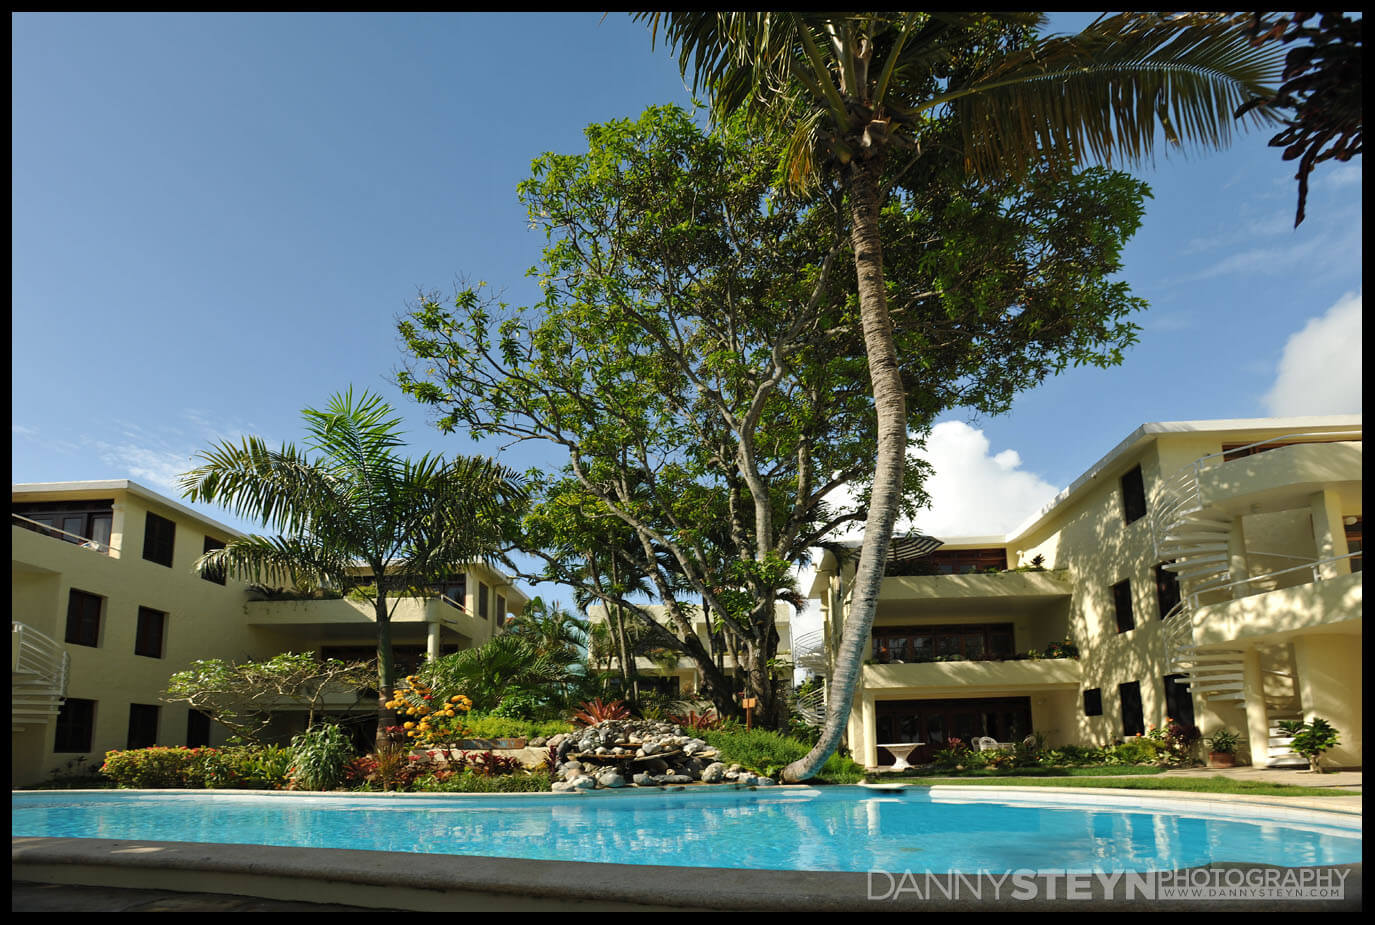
386 675 473 745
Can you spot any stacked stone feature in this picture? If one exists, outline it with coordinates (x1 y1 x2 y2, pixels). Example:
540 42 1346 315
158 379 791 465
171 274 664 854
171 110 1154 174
544 719 777 791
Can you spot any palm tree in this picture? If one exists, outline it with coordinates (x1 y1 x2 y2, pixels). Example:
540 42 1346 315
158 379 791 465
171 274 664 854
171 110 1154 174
180 388 526 746
640 12 1282 781
504 596 590 663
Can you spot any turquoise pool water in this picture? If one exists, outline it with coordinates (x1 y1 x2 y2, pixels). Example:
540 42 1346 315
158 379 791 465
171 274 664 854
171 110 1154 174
12 787 1361 874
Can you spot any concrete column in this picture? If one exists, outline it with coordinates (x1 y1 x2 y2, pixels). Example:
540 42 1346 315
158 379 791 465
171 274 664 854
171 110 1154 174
1226 516 1250 594
1291 635 1363 769
426 621 441 661
1240 647 1270 769
851 688 877 769
1309 490 1351 579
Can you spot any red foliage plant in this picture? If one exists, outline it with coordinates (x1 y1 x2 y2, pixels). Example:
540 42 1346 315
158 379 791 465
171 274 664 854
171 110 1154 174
572 698 631 726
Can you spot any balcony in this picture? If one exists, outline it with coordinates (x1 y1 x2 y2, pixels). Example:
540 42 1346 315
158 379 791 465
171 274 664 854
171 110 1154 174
874 570 1071 618
863 657 1081 696
1198 440 1361 516
245 594 491 645
13 520 120 576
1190 567 1362 647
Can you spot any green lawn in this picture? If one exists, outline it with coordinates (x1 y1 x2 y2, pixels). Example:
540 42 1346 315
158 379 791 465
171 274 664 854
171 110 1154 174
865 775 1357 797
868 764 1167 781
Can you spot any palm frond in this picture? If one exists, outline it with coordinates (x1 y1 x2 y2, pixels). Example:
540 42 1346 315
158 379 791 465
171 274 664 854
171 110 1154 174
195 534 353 590
933 12 1286 178
180 437 341 538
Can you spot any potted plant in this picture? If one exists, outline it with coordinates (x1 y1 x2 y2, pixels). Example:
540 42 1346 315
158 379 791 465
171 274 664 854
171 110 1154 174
1204 728 1241 768
1277 717 1341 773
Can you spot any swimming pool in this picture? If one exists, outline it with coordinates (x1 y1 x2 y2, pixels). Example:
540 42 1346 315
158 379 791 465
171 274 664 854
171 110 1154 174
12 785 1362 875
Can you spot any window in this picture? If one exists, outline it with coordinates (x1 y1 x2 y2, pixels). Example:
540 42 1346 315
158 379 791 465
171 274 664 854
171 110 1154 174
135 607 166 658
143 512 176 567
12 499 113 548
1162 674 1196 727
187 709 212 748
127 704 160 749
1119 681 1144 737
1112 579 1135 633
497 594 507 621
873 623 1016 662
438 575 467 609
1121 465 1147 524
65 589 103 647
885 546 1008 577
1155 563 1182 619
478 582 490 619
1345 516 1362 572
54 698 96 752
202 536 227 584
1083 689 1103 717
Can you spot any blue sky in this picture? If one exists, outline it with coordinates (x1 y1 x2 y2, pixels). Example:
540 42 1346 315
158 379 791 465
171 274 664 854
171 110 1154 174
12 13 1363 606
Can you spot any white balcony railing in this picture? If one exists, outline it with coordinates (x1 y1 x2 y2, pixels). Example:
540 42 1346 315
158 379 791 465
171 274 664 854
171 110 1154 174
12 513 118 555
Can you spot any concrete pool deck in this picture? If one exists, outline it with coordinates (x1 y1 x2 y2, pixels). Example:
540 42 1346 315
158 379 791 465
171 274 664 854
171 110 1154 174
13 777 1363 911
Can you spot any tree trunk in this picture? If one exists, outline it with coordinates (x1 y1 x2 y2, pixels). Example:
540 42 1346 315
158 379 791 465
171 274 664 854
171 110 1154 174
782 156 905 782
374 593 398 751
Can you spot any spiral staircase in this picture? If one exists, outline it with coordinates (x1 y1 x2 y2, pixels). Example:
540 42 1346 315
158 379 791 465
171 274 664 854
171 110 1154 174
790 628 828 727
12 621 69 732
1150 439 1346 769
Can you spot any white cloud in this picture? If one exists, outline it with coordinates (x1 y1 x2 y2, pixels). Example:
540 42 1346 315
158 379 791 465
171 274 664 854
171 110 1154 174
907 422 1060 538
94 442 196 492
1263 291 1363 416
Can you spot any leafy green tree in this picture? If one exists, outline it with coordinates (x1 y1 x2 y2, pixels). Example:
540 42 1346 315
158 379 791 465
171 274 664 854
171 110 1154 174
180 389 526 746
162 652 374 745
418 634 584 717
641 11 1282 781
503 596 590 663
400 105 1156 727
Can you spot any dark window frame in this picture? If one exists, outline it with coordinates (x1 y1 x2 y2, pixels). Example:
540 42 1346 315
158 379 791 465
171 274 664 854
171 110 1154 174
478 582 490 619
65 589 103 647
1113 579 1135 633
1155 563 1182 619
127 703 160 749
1121 465 1147 524
142 511 176 567
1083 688 1103 717
1119 681 1145 737
873 623 1017 662
54 698 96 753
1162 674 1196 727
12 499 114 548
135 606 166 659
186 709 212 748
201 536 227 585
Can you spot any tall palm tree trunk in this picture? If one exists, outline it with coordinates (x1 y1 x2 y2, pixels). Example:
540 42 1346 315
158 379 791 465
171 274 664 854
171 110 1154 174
782 157 905 782
375 593 398 750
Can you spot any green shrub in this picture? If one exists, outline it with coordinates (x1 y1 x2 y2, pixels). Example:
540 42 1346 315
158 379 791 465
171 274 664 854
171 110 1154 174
101 747 200 788
411 769 553 793
701 727 865 784
289 723 356 791
462 714 575 740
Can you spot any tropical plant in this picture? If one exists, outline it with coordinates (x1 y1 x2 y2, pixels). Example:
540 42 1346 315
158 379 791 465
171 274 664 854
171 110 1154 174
288 723 356 791
162 652 373 746
503 596 590 663
1277 717 1341 773
1204 727 1242 755
572 698 632 726
400 104 1159 725
417 634 584 716
1235 12 1363 226
641 11 1283 782
180 389 526 746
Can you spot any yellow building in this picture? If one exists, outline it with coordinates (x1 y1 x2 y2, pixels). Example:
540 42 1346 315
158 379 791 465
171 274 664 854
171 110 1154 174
587 602 793 699
11 479 527 787
806 416 1362 770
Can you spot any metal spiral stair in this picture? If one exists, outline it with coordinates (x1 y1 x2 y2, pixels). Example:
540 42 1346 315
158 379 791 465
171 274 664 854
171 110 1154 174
1153 463 1248 703
790 629 828 727
12 621 70 731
